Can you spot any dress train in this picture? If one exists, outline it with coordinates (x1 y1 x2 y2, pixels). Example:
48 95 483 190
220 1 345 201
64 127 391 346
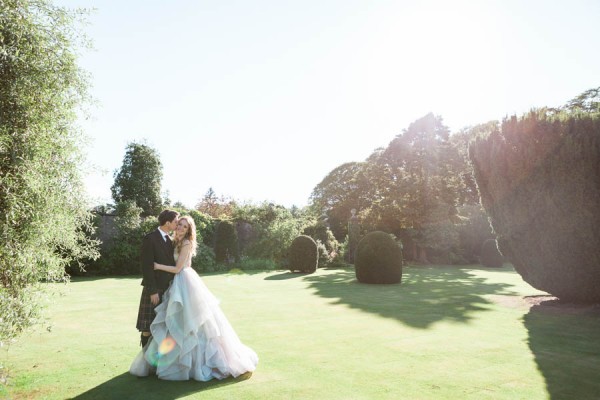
129 267 258 380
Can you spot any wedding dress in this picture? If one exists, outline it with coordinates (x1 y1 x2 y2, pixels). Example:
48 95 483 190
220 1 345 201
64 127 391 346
129 249 258 381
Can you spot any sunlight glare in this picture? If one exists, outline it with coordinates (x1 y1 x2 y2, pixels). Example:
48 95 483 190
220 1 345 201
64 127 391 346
365 1 504 126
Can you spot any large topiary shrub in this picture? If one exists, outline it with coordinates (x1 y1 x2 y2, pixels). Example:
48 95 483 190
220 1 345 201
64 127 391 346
214 220 239 263
469 107 600 302
288 235 318 273
355 231 403 284
480 239 504 268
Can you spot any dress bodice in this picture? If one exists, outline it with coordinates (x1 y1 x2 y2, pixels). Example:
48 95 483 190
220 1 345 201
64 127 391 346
174 245 192 269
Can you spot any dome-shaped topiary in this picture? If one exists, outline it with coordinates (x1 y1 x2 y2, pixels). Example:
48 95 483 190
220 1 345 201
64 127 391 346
289 235 318 273
355 231 403 284
480 239 504 268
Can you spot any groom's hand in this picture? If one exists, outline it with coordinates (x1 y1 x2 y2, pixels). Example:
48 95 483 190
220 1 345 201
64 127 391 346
150 293 159 306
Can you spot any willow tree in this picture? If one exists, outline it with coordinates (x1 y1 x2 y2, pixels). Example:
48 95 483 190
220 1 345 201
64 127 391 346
0 1 99 343
469 98 600 302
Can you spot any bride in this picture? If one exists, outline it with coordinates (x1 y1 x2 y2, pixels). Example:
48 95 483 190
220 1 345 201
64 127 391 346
129 216 258 381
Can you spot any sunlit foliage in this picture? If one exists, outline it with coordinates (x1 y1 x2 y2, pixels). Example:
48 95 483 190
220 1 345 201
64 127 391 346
0 0 99 343
469 97 600 302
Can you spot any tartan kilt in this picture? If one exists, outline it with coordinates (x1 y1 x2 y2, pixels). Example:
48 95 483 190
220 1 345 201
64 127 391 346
136 286 165 332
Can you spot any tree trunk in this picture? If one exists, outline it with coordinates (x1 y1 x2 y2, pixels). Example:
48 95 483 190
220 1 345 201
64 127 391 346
417 245 430 264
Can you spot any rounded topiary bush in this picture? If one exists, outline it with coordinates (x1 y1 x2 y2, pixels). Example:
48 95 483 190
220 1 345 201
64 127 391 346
355 231 403 284
480 239 504 268
289 235 318 273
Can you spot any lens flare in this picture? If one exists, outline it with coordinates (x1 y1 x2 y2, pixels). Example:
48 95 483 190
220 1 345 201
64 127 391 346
159 337 176 355
147 336 178 367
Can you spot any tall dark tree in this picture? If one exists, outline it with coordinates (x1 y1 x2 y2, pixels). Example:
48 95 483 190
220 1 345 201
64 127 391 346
363 114 463 262
0 1 99 343
357 148 410 234
469 103 600 303
111 142 163 216
309 162 369 240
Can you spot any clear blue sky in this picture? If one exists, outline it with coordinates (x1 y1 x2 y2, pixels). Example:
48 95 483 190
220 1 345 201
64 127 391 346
57 0 600 209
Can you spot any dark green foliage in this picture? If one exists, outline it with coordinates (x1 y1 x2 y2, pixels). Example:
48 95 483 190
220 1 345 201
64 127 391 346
355 231 403 284
303 221 340 266
0 1 99 343
232 202 305 262
215 220 239 263
76 201 151 275
176 208 214 246
469 107 600 302
173 209 216 271
111 142 163 217
480 239 504 268
184 210 217 271
191 242 217 272
309 114 481 264
356 114 465 263
289 235 318 273
76 206 216 276
309 162 369 240
457 204 495 263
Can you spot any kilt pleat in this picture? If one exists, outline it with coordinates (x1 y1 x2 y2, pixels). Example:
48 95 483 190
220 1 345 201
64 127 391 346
136 286 165 332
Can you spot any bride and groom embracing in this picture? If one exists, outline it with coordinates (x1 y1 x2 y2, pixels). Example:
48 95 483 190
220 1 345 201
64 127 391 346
129 210 258 381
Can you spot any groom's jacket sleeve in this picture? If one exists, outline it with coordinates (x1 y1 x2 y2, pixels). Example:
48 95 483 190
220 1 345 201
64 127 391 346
141 234 158 294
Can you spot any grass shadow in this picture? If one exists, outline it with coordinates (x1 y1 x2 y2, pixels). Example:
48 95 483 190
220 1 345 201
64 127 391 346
303 265 516 329
69 372 248 400
264 271 311 280
70 276 141 282
524 300 600 399
69 269 285 284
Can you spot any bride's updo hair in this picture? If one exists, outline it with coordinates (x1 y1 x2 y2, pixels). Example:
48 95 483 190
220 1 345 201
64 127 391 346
175 215 197 256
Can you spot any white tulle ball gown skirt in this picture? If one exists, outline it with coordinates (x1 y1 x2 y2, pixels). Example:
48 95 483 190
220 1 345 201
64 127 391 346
129 267 258 381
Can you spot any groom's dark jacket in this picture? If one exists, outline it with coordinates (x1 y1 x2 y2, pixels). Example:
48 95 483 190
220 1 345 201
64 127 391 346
140 229 176 295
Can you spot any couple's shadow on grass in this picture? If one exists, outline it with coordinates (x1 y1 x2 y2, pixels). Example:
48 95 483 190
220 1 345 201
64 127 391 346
69 372 250 400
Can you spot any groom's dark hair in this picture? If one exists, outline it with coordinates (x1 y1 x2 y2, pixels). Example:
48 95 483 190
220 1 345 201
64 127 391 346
158 209 179 226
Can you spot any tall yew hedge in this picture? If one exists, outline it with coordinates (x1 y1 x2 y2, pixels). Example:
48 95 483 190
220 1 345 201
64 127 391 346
469 110 600 302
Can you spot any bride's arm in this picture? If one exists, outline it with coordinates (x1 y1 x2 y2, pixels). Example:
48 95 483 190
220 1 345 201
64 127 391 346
154 242 192 274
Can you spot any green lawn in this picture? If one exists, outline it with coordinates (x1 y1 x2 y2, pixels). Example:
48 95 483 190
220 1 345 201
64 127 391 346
2 265 599 399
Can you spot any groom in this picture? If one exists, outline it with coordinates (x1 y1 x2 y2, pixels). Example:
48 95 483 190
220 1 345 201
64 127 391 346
136 209 179 347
